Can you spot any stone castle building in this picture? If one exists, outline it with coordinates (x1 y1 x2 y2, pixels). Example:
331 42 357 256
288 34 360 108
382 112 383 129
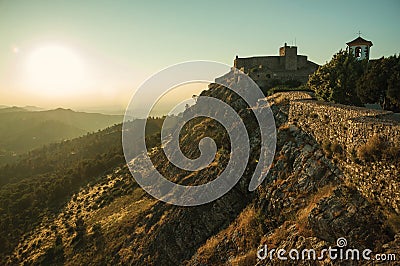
232 43 319 89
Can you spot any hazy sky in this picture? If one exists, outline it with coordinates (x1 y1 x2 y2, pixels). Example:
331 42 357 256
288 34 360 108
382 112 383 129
0 0 399 111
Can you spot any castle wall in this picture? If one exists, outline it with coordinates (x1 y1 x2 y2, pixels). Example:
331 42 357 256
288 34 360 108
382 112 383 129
233 46 318 86
234 56 281 73
285 96 400 213
288 100 399 152
283 46 297 71
297 55 308 68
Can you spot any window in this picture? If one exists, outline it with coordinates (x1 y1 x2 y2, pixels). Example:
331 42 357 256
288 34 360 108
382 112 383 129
364 47 369 58
355 46 362 58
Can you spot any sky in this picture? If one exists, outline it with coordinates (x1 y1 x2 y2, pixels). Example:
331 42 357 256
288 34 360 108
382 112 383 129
0 0 399 113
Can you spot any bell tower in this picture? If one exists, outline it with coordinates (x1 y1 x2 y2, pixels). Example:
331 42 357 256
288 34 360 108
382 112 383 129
346 33 373 61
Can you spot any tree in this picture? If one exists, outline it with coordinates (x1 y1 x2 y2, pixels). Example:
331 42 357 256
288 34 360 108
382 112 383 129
387 71 400 111
356 55 400 111
308 50 365 105
356 57 387 107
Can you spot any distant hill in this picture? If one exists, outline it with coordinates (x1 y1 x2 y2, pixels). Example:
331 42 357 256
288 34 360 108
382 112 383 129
0 105 44 112
0 108 123 165
22 105 45 112
2 120 86 152
0 106 27 113
77 106 127 115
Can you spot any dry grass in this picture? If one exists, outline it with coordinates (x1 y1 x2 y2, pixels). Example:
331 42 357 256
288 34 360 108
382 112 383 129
265 221 293 248
88 188 153 231
229 249 257 266
357 134 386 162
194 206 263 264
278 123 290 131
296 184 336 236
357 134 400 162
274 177 287 187
197 236 221 260
275 152 287 161
274 95 290 105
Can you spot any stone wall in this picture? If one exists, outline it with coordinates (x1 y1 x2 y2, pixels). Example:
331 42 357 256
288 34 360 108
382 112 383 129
297 55 308 68
288 99 400 152
285 49 297 71
343 159 400 213
233 45 319 85
266 91 314 103
234 56 282 73
284 95 400 213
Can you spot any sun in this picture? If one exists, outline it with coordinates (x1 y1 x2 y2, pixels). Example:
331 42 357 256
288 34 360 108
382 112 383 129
26 44 86 96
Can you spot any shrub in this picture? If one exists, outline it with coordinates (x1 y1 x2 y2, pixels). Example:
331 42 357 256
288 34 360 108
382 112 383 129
357 135 387 162
386 213 400 234
321 140 344 160
331 142 343 154
267 84 312 96
350 148 360 163
322 140 332 158
386 145 400 161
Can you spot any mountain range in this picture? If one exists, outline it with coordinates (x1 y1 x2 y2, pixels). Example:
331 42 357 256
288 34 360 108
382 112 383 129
0 107 123 165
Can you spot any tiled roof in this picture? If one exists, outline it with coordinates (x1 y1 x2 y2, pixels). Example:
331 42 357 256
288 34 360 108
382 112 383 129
346 36 373 46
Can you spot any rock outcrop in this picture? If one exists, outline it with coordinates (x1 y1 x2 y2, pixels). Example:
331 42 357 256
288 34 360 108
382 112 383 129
7 86 399 265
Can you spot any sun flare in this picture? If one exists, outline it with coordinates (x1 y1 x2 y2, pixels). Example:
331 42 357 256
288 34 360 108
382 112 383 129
25 44 86 96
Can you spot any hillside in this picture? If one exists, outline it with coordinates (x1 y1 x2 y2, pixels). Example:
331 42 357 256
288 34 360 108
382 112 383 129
0 108 124 165
1 82 399 265
0 117 165 262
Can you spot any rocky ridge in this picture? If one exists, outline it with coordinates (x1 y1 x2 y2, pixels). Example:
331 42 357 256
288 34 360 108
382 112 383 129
7 86 399 265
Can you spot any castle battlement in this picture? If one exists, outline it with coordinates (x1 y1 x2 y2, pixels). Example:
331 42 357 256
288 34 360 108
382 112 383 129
233 43 319 89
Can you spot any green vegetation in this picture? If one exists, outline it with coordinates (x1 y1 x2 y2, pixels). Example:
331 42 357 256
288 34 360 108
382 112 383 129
308 51 400 111
0 108 123 166
266 84 312 96
0 83 397 265
356 55 400 112
0 117 164 261
308 50 365 105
